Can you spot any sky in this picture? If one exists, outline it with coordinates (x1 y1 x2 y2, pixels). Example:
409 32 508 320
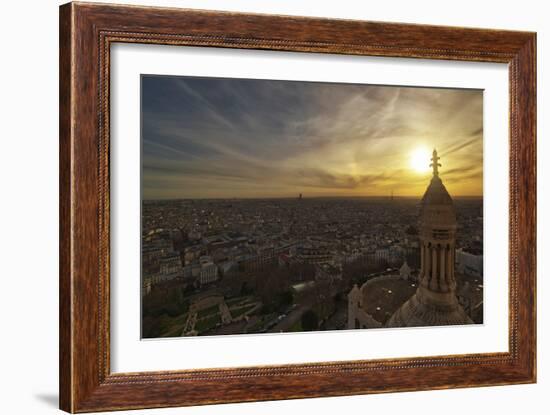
142 75 483 200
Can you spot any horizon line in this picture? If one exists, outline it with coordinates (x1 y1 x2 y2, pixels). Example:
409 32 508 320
143 195 483 201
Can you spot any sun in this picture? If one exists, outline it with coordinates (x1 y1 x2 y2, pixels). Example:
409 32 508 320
410 147 431 173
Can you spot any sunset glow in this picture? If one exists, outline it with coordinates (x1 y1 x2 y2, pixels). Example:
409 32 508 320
410 147 431 173
142 76 483 199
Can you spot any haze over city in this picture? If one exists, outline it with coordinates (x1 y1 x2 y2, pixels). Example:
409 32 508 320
142 76 483 200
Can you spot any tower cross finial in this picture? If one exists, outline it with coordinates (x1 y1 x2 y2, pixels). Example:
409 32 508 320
430 148 441 176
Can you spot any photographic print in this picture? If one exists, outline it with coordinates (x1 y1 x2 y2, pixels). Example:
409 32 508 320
140 75 484 338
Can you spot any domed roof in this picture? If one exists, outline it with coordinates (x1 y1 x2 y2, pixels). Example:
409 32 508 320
419 181 456 228
418 149 456 227
386 289 473 328
421 175 453 206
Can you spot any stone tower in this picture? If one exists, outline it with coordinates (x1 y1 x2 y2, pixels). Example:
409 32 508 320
387 149 472 327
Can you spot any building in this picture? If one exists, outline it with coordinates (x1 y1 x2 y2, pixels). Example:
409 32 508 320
315 262 342 283
278 253 291 267
141 277 152 297
456 248 483 277
374 248 389 263
295 247 333 265
148 252 183 285
141 236 175 276
183 245 202 265
386 149 472 327
159 252 182 276
200 261 218 285
183 263 201 283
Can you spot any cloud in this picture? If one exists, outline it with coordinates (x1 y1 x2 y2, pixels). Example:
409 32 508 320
440 129 483 158
141 76 483 199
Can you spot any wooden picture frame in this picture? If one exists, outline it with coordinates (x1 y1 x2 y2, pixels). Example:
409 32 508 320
59 2 536 412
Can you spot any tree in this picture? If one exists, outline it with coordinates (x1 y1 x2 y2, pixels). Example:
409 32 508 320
278 290 293 308
142 280 189 318
301 309 319 331
256 265 292 308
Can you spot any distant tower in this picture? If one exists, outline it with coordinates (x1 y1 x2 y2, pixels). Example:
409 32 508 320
391 190 394 202
387 149 472 327
299 193 303 200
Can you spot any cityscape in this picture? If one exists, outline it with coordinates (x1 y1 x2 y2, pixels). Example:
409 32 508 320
141 75 483 338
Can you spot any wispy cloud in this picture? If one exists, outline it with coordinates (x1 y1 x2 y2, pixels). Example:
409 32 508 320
142 76 483 199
